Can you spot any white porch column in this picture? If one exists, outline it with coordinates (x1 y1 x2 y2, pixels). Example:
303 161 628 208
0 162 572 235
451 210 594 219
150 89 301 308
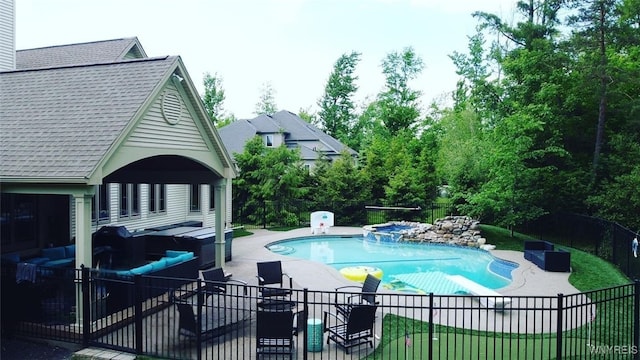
73 189 94 325
213 179 227 268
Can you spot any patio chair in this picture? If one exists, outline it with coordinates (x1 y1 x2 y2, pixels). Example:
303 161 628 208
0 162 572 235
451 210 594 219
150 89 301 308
176 302 206 339
256 309 296 359
324 304 378 354
256 261 293 299
202 268 247 293
334 273 380 318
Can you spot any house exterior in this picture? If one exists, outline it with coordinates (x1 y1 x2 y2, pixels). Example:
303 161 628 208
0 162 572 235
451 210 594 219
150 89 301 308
218 110 358 170
0 24 235 275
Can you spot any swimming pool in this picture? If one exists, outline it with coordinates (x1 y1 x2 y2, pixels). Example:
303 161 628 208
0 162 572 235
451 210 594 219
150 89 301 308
267 235 519 294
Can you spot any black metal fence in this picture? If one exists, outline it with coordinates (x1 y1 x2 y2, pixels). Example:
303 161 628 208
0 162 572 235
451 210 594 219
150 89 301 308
2 264 638 360
520 212 640 280
233 200 457 230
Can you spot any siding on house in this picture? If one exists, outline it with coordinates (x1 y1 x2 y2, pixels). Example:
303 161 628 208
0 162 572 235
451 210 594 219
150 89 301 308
125 85 209 151
0 0 14 71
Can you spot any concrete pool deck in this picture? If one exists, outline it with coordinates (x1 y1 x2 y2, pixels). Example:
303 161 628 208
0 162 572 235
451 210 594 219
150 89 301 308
223 226 582 298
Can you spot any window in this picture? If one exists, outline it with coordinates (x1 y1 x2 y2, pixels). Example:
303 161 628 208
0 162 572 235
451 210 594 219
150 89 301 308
190 184 201 212
92 184 110 223
209 185 215 210
119 183 140 219
149 184 166 214
1 193 37 252
266 134 274 147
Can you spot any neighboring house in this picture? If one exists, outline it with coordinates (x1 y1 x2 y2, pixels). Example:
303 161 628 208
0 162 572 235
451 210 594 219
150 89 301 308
0 20 235 274
218 110 357 170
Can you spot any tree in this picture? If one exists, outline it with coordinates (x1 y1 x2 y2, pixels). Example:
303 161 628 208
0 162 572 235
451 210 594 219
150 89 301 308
567 0 618 186
378 47 425 135
254 81 278 115
313 151 370 224
317 51 361 142
297 106 316 124
202 72 227 125
233 136 305 226
449 31 503 124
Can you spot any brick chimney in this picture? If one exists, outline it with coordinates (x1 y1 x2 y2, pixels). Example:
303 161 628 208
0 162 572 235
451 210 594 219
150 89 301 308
0 0 16 71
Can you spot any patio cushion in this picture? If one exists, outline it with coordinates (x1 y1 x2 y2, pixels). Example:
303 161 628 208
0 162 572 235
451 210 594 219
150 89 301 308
43 258 74 268
42 246 66 260
166 250 189 258
150 259 167 271
130 263 154 275
1 252 20 264
163 256 181 266
64 245 76 258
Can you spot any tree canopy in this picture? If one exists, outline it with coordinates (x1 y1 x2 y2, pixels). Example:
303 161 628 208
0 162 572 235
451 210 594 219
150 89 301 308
213 0 640 231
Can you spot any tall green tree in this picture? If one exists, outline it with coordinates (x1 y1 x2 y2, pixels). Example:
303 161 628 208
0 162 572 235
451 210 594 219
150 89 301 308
313 151 370 224
317 51 361 142
254 81 278 115
202 72 227 125
233 136 305 225
378 47 425 135
566 0 619 185
449 31 503 124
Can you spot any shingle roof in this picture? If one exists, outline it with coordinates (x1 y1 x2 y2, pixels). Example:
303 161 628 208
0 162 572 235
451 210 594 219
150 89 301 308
15 37 146 70
0 56 177 180
217 110 356 162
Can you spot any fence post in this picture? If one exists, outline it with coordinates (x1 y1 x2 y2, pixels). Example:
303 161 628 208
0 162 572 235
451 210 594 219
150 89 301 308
262 200 267 229
556 293 564 360
428 293 434 360
303 288 308 360
634 280 639 360
196 280 202 360
134 275 143 355
81 265 90 347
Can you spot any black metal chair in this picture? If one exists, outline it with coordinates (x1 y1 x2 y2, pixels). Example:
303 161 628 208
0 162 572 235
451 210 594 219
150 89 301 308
256 261 292 298
202 268 247 292
256 309 296 359
334 274 380 318
176 302 203 339
324 304 378 354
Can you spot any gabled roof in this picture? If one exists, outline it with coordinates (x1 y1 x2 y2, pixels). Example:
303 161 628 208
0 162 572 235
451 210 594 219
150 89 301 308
1 57 177 180
15 37 146 70
1 38 235 183
218 110 357 161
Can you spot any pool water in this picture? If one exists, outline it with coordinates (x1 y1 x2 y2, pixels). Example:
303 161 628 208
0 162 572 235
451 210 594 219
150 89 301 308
267 235 518 295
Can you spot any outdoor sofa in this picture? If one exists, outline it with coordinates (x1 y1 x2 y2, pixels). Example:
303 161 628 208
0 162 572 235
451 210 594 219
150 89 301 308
524 240 571 272
97 250 199 313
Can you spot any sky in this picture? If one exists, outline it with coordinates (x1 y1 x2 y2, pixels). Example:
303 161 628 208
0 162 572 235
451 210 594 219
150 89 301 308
14 0 517 120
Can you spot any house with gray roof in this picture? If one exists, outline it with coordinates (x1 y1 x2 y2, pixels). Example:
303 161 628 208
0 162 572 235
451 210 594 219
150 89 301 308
0 8 235 300
219 110 357 169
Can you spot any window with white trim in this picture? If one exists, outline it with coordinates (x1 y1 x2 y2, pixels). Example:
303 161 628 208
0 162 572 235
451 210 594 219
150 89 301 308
92 184 110 223
119 183 140 219
190 184 201 213
149 184 166 214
